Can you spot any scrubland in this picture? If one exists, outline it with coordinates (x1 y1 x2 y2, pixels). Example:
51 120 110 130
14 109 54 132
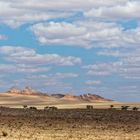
0 107 140 140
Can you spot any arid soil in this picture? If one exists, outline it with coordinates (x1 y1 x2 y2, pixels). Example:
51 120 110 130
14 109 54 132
0 107 140 140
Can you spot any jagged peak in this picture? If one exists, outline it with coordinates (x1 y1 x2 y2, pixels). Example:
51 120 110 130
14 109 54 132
8 86 20 94
21 86 36 94
7 86 40 95
80 93 112 102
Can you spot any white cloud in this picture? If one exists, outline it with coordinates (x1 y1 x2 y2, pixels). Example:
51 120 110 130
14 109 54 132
85 80 101 85
0 64 50 74
30 22 87 46
0 1 73 27
30 20 140 49
27 73 79 81
97 48 140 79
54 73 79 78
1 0 140 50
0 46 81 66
8 0 125 11
0 0 131 27
87 71 112 76
97 50 122 57
84 1 140 20
83 62 118 76
31 21 124 49
83 54 140 79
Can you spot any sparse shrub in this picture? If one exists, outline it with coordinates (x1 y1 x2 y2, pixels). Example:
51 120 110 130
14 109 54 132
23 105 28 109
49 106 58 111
44 106 58 111
132 107 138 111
44 106 49 110
2 131 8 137
29 107 37 110
86 105 93 110
110 105 114 109
121 106 129 110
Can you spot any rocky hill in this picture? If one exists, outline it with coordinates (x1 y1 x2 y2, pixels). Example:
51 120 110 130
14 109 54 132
0 87 113 104
8 87 21 94
79 93 112 102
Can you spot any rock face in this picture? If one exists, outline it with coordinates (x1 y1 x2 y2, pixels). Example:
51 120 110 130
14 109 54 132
50 93 112 102
80 93 112 102
8 87 20 94
8 86 39 95
51 94 65 98
21 86 36 95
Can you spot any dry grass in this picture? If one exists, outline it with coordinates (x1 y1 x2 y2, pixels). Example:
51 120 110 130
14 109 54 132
0 107 140 140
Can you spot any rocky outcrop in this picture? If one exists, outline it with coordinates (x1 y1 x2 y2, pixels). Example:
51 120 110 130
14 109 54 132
80 93 112 102
50 93 112 102
8 86 41 95
51 94 65 98
8 87 20 94
21 86 36 95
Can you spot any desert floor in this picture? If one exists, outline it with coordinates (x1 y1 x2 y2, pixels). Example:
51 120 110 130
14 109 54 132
0 107 140 140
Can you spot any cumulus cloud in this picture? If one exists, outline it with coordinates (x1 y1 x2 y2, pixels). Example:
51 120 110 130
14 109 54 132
0 1 73 27
83 55 140 79
0 46 81 66
54 73 79 78
83 62 118 76
30 22 88 47
8 0 126 11
97 50 122 57
85 1 140 20
0 0 105 27
30 20 140 49
0 64 50 74
97 48 140 58
85 80 101 85
0 0 134 27
0 45 80 92
0 45 81 89
30 21 124 49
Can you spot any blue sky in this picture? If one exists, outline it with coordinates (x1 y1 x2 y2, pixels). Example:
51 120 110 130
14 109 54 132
0 0 140 102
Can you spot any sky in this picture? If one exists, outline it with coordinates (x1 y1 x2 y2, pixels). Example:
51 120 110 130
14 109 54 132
0 0 140 102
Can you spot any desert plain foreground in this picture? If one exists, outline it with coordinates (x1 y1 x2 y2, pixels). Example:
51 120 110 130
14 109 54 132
0 105 140 140
0 90 140 140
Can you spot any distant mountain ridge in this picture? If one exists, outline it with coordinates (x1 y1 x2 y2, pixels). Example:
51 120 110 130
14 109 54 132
5 87 113 103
